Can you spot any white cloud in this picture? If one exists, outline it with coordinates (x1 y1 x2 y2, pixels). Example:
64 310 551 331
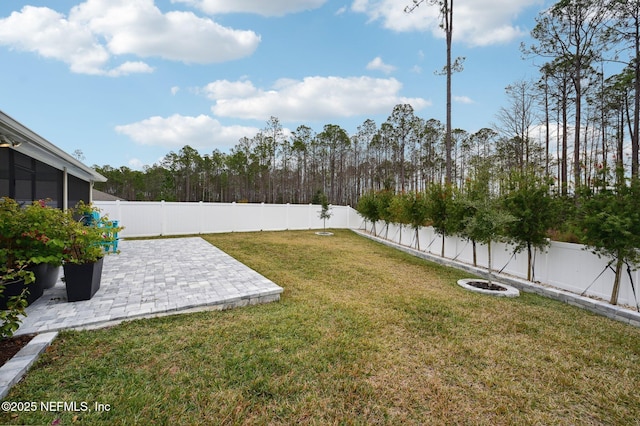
454 95 474 104
172 0 327 17
351 0 540 46
127 158 145 170
115 114 260 150
207 76 430 121
72 0 261 63
366 57 396 74
171 86 180 95
0 0 260 76
0 6 111 75
202 80 259 100
107 61 155 77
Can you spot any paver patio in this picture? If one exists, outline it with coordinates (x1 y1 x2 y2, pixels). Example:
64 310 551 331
13 237 284 336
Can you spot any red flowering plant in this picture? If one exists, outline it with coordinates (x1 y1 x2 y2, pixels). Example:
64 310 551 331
17 199 67 267
61 202 122 265
0 198 67 280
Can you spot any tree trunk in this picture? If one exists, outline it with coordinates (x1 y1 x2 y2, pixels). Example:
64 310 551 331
445 0 453 185
634 16 640 178
441 233 445 258
472 240 477 267
527 242 532 281
561 85 568 196
610 257 624 305
573 61 582 189
487 239 493 286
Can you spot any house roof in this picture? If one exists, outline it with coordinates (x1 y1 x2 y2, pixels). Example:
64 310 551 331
92 188 125 201
0 109 106 183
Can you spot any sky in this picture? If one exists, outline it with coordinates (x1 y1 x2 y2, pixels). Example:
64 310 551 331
0 0 553 170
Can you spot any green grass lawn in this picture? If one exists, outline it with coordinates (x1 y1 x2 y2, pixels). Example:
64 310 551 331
2 229 640 425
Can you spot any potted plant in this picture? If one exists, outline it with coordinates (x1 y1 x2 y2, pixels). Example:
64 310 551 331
61 202 122 302
0 258 36 311
19 200 67 289
0 197 50 308
0 267 30 339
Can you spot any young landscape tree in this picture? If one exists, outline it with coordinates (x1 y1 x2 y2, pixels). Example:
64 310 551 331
502 171 556 281
454 164 493 266
317 191 333 231
356 191 381 235
577 171 640 305
426 183 455 257
461 194 515 285
390 191 430 250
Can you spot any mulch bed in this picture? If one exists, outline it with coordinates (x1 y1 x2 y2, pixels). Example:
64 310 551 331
0 334 35 367
467 281 507 291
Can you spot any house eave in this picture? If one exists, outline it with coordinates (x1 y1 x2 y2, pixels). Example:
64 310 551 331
0 110 107 183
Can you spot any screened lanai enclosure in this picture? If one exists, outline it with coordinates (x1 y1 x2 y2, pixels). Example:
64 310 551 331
0 110 105 208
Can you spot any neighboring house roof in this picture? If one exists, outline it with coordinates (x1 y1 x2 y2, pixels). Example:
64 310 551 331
0 109 106 183
92 189 124 201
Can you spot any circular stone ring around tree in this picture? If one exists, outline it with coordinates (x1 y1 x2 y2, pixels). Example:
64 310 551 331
457 279 520 298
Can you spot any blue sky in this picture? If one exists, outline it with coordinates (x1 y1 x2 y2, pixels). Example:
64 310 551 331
0 0 551 169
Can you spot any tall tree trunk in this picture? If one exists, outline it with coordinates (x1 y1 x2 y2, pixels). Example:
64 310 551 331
562 92 569 196
634 24 640 178
544 77 550 178
618 109 625 171
445 0 453 185
573 63 582 189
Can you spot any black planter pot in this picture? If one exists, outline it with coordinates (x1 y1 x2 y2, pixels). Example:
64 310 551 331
33 263 61 289
0 273 44 310
63 257 104 302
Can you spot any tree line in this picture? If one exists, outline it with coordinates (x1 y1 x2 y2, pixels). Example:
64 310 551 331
95 0 640 205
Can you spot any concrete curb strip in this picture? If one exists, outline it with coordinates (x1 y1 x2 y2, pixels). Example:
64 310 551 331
0 332 58 400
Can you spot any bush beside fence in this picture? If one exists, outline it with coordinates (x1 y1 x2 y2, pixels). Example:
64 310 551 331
95 200 639 309
372 221 640 309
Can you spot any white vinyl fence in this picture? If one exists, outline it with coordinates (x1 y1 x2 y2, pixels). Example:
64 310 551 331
94 200 640 309
94 200 364 238
367 221 640 309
